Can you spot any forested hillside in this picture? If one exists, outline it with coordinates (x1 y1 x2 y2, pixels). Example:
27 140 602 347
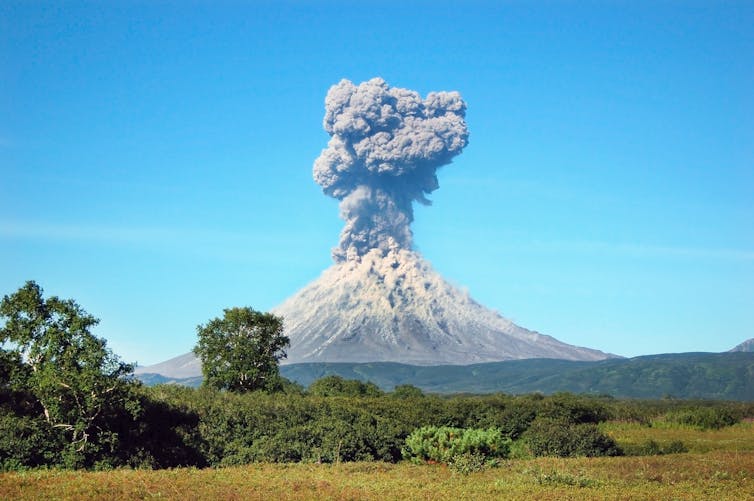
138 352 754 400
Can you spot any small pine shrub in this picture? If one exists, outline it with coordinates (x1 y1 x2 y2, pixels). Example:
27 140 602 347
402 426 511 464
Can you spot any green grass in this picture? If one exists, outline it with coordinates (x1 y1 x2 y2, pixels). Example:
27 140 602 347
601 420 754 454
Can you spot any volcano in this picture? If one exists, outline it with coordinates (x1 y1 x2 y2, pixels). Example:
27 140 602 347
137 247 611 378
275 246 610 365
135 78 614 378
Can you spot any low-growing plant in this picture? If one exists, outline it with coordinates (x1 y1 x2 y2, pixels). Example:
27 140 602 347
663 407 740 430
623 438 687 456
529 467 600 488
524 418 622 457
446 452 490 475
402 426 511 464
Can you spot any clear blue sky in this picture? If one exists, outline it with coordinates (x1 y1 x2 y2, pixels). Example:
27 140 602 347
2 1 752 365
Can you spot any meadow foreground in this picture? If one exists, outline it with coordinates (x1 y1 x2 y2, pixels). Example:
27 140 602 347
4 421 754 501
2 450 753 501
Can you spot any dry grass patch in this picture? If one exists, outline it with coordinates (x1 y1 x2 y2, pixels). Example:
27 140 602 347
601 420 754 453
2 452 753 501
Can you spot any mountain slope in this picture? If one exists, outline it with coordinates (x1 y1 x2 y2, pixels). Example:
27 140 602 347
137 248 612 375
730 338 754 353
275 248 611 364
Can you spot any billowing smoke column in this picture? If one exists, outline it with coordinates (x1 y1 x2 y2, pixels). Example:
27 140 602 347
313 78 469 262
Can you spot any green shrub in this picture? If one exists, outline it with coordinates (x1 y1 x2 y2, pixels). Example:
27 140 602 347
537 393 612 424
664 407 739 430
623 438 688 456
308 376 384 397
402 426 510 464
523 418 622 457
447 452 491 475
391 384 424 399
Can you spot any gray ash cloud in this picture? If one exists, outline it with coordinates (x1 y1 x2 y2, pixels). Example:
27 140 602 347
313 78 469 262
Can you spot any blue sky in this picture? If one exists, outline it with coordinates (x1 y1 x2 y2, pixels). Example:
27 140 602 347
2 1 752 365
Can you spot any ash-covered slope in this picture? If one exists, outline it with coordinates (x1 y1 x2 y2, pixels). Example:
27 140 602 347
275 247 611 365
730 338 754 353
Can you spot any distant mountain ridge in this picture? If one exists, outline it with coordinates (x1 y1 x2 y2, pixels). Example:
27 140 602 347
136 351 754 401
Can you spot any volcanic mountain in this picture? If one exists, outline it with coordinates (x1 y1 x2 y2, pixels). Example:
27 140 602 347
276 247 610 364
136 247 612 378
136 78 615 378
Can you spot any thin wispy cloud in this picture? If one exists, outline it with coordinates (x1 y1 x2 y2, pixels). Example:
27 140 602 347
529 240 754 262
0 220 316 264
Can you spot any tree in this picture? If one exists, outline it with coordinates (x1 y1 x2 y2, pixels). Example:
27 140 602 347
193 307 289 392
308 375 384 397
0 281 139 467
392 384 424 399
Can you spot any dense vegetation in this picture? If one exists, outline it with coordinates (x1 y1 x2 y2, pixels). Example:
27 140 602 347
2 282 753 473
4 378 754 471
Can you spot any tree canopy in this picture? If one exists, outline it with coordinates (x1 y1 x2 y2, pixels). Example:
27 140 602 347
193 307 289 393
0 281 139 467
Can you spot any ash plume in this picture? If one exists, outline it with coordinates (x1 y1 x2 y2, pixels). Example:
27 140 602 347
313 78 469 262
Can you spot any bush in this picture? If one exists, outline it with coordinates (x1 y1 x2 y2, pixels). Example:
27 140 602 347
391 384 424 399
523 418 622 457
402 426 510 464
537 393 612 424
664 407 739 430
447 452 491 475
308 376 384 397
623 439 688 456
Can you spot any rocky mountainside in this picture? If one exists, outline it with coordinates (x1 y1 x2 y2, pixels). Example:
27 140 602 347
275 248 611 365
137 248 612 377
730 338 754 353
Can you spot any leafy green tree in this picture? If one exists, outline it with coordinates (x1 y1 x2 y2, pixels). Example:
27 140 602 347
392 384 424 399
193 307 289 392
0 281 139 467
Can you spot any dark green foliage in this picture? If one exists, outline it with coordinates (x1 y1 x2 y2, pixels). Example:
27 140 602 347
402 426 510 464
0 281 140 469
664 406 740 429
7 380 749 470
446 452 490 475
193 307 289 393
0 396 58 470
663 440 689 454
308 375 383 397
623 439 688 456
391 384 424 398
523 418 623 457
537 392 613 424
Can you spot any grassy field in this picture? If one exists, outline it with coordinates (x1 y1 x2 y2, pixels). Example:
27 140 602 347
3 423 753 500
